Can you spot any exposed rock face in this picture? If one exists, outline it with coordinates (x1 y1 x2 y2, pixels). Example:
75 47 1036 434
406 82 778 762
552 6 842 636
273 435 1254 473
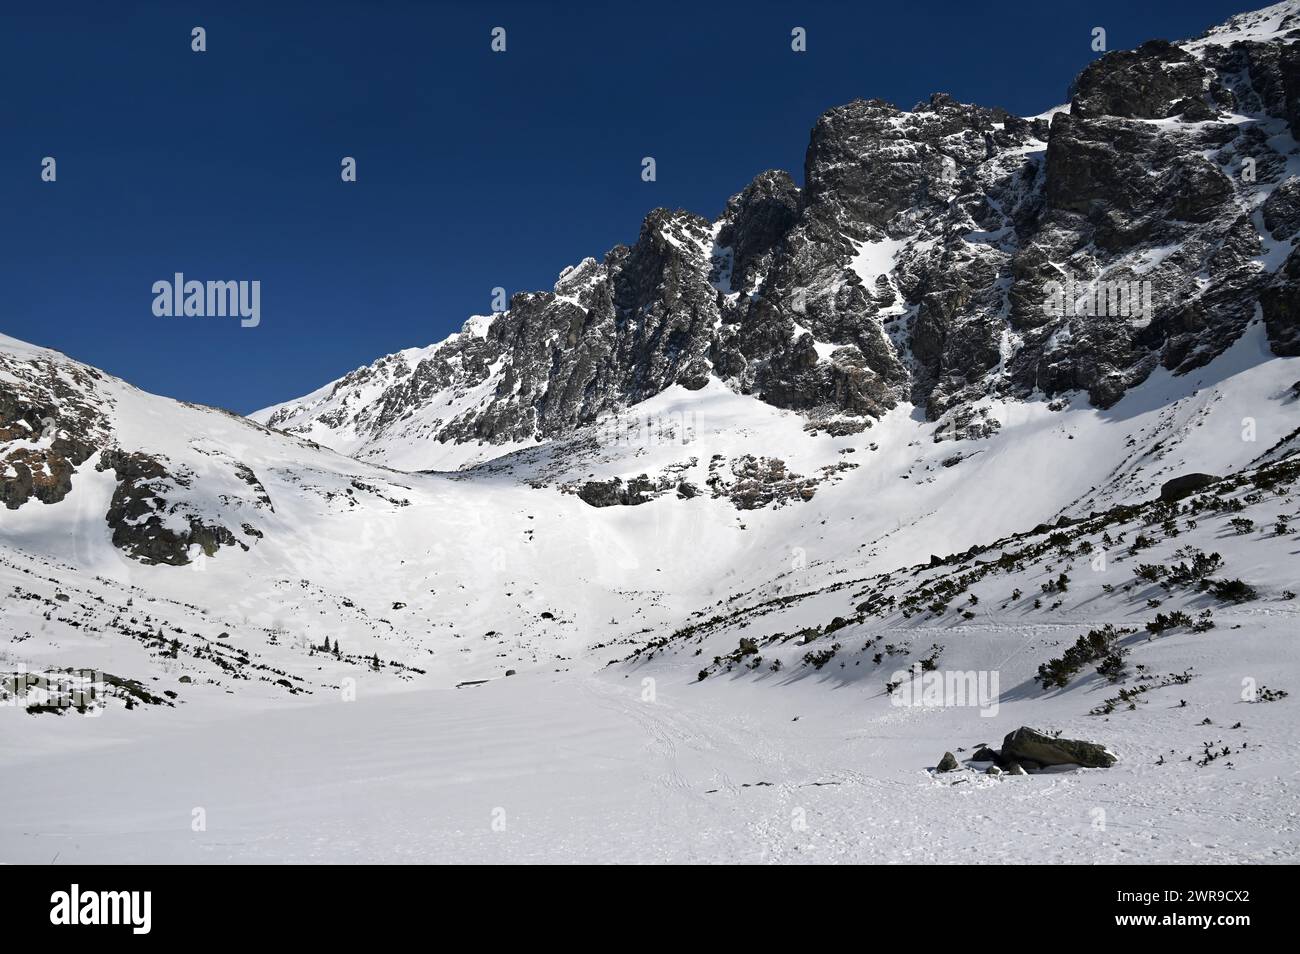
1069 41 1219 120
97 449 242 566
1001 726 1117 768
574 476 664 508
564 455 840 511
1 354 108 509
1 341 263 565
243 5 1295 468
1261 246 1300 355
1160 473 1221 501
712 455 819 510
1263 177 1300 238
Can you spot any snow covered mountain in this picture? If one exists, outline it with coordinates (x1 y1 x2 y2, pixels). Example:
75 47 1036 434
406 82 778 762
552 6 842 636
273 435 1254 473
254 0 1300 472
3 2 1299 864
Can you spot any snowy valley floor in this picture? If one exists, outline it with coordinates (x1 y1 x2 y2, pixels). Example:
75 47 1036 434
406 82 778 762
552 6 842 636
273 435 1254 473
3 650 1297 864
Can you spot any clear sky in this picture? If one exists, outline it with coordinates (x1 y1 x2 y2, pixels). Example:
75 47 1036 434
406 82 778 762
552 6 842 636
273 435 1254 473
1 0 1254 413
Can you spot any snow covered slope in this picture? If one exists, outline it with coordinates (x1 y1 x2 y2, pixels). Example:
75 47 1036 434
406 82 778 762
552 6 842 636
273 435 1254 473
3 310 1299 861
2 439 1297 863
248 315 517 471
5 319 1294 687
4 1 1300 864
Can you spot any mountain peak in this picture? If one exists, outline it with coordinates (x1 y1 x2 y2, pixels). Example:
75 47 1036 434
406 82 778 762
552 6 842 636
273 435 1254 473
250 2 1300 472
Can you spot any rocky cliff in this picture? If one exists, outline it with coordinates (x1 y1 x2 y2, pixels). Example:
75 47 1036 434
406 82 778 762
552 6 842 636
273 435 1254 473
252 3 1297 465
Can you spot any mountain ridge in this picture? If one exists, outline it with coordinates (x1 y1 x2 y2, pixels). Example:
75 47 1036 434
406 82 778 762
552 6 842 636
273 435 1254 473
252 0 1300 473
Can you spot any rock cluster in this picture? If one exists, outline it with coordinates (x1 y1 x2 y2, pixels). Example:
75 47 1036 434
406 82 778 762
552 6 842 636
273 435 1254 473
97 449 242 566
942 726 1118 774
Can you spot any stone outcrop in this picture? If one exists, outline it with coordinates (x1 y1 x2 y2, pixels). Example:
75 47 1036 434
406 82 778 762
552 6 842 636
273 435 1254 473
1000 726 1117 768
96 450 242 566
1160 473 1221 501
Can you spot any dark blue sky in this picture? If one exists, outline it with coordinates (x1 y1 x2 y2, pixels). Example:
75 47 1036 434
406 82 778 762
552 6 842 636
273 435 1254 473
2 1 1252 413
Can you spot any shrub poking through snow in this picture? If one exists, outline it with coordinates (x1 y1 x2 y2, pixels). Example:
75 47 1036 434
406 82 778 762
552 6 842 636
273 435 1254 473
803 645 840 670
1036 624 1135 689
1135 563 1167 583
1146 611 1193 635
1041 572 1069 594
1096 648 1130 684
1166 549 1222 586
1202 578 1258 603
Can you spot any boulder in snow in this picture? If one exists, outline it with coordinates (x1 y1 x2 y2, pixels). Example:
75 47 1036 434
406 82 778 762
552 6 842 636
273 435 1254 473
1159 473 1219 502
1001 727 1116 768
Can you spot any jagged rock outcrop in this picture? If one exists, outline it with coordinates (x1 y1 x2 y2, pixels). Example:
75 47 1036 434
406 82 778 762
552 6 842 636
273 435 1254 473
1 340 269 565
1069 40 1222 120
1262 246 1300 354
252 2 1300 467
1 354 108 509
96 449 242 566
573 475 664 508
